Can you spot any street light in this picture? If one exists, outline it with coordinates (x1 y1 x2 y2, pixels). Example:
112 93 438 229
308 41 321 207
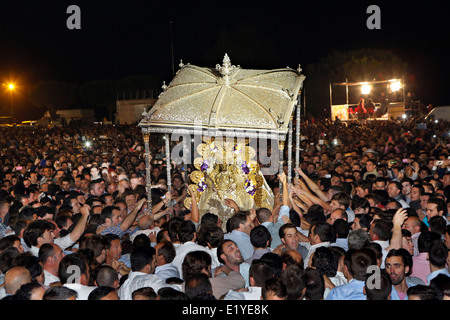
390 81 402 92
361 83 372 95
7 83 15 125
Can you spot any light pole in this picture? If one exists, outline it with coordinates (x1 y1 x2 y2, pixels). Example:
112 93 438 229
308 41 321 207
8 83 15 124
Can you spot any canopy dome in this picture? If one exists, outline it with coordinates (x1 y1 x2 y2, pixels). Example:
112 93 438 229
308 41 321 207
139 54 305 140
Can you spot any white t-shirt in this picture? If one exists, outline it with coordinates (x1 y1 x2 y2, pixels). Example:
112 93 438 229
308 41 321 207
130 227 161 242
63 283 96 300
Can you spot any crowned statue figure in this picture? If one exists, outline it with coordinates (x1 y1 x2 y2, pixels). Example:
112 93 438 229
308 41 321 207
184 137 274 228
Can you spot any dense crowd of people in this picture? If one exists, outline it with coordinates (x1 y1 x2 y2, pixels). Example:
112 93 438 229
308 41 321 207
0 115 449 301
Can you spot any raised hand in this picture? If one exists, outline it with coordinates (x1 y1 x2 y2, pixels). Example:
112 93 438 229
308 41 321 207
392 208 408 227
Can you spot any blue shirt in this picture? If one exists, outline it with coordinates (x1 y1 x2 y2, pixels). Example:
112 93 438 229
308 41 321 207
98 224 138 238
278 205 290 221
261 221 283 249
224 230 254 261
0 220 9 239
262 205 291 249
327 279 401 300
245 248 271 265
118 253 131 268
331 238 349 252
239 262 250 288
426 268 450 284
391 278 419 300
422 216 429 227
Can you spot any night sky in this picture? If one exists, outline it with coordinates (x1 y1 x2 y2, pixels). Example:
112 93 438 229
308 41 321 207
1 1 449 120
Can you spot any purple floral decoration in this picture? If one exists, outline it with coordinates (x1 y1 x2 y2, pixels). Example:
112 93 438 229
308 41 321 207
197 180 207 192
210 144 219 153
241 161 250 174
200 159 209 172
244 179 256 196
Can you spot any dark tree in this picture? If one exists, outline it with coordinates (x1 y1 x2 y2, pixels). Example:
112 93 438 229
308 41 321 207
28 81 77 118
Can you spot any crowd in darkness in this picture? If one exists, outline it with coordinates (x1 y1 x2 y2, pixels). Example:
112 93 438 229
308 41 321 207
0 116 449 301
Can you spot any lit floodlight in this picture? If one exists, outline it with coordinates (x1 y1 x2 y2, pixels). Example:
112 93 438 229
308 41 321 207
84 141 91 148
8 83 15 90
361 84 371 95
390 81 402 92
402 114 407 119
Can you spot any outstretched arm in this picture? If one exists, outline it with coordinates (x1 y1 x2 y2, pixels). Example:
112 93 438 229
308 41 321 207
386 208 408 251
295 167 329 202
293 185 331 212
69 204 90 242
278 172 290 207
224 198 240 213
289 189 306 218
152 191 172 213
121 198 146 231
187 185 199 224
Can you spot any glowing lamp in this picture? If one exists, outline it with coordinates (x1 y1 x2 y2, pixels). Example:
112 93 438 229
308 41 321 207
361 84 371 95
390 81 402 92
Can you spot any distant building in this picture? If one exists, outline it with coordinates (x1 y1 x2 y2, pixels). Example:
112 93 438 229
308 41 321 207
37 109 95 127
115 89 159 124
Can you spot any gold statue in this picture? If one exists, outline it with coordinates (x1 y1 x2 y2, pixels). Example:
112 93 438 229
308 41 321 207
185 138 274 226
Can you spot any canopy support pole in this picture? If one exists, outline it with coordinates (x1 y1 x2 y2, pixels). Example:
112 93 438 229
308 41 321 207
143 131 152 214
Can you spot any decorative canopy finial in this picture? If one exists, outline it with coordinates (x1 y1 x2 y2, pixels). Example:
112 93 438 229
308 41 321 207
215 53 240 85
217 53 232 78
179 59 184 68
162 81 168 91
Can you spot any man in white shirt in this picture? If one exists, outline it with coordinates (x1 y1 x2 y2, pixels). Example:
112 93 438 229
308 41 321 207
23 205 90 257
202 225 223 272
130 215 160 242
369 219 393 269
59 252 96 300
154 240 180 281
303 222 335 269
171 220 212 279
118 247 181 300
224 259 273 300
402 216 422 256
51 204 90 252
310 246 347 299
39 243 65 287
23 220 56 257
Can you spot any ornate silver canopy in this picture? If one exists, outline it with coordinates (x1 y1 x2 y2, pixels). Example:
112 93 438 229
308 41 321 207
139 54 305 216
139 54 305 140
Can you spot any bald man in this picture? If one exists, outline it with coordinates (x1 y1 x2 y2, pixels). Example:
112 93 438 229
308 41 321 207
4 266 32 296
130 215 159 242
281 249 303 270
402 216 422 257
